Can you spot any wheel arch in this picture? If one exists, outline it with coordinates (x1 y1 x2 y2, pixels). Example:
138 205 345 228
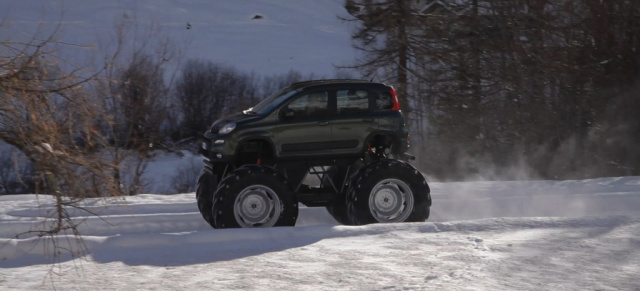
234 137 277 166
363 130 404 155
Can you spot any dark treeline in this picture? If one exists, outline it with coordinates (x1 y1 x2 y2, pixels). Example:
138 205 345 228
344 0 640 180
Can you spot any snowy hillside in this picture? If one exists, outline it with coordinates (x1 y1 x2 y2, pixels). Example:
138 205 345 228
1 173 639 290
0 0 356 77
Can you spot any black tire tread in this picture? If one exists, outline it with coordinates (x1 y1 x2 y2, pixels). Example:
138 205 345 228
211 164 298 228
346 159 431 225
325 200 352 225
195 172 216 227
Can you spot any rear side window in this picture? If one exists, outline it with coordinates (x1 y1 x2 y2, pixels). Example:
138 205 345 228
337 90 369 114
373 90 393 110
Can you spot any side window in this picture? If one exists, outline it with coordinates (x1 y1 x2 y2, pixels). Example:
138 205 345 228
374 90 393 110
337 89 369 114
286 91 329 118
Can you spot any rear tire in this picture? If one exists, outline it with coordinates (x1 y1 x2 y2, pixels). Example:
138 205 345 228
324 162 362 225
347 159 431 225
326 197 352 225
212 165 298 228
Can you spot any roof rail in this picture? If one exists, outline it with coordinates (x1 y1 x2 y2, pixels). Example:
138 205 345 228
289 79 369 88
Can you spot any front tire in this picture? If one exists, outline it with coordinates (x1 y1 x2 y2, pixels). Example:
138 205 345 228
347 159 431 225
196 172 216 227
212 165 298 228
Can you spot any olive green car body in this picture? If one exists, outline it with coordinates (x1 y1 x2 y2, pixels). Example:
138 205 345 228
199 79 414 207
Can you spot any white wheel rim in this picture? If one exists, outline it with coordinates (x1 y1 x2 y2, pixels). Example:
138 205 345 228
368 178 414 222
234 185 281 227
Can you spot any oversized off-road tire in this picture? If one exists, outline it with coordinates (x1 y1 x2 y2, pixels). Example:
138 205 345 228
212 165 298 228
196 172 217 227
326 198 352 225
347 159 431 225
324 162 362 225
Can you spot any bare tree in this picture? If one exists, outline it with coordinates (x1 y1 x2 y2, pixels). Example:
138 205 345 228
92 17 177 196
169 157 201 193
0 143 35 195
173 60 259 141
342 0 417 116
0 29 120 241
344 0 640 179
0 11 180 266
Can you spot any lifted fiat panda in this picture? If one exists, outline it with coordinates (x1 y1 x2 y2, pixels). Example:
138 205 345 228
197 79 431 228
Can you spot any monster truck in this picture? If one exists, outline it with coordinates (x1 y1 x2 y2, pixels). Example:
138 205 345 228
196 79 431 228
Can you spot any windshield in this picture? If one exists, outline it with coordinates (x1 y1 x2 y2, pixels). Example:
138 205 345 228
248 87 301 115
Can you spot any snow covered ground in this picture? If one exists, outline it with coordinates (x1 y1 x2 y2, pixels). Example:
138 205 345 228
1 169 639 290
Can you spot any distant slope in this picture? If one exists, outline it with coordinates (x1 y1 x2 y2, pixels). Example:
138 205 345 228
0 0 355 76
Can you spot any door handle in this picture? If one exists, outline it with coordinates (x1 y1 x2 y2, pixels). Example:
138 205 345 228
318 121 329 126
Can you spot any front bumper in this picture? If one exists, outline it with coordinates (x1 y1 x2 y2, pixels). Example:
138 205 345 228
200 137 235 163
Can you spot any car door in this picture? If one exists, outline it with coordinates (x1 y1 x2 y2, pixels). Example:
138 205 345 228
276 90 332 158
330 87 378 156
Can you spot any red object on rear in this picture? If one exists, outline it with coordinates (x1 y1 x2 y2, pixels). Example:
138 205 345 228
390 88 401 111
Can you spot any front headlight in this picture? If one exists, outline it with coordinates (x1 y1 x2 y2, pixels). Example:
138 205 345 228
219 123 236 135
